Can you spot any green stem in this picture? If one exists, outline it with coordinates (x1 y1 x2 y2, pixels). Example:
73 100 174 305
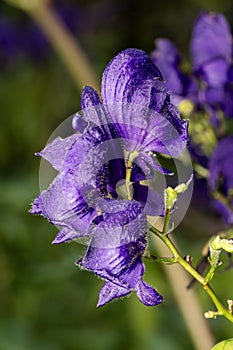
125 160 133 200
125 151 138 200
203 248 221 285
162 208 172 234
149 227 233 323
143 251 176 264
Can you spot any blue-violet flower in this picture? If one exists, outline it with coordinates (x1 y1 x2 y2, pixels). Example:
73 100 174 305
30 48 188 307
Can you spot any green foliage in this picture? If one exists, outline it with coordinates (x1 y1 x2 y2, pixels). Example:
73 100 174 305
211 339 233 350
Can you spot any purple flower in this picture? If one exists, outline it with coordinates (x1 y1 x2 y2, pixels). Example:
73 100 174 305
152 12 233 123
208 136 233 224
191 12 232 74
0 15 21 65
151 39 197 106
190 11 233 119
30 49 188 306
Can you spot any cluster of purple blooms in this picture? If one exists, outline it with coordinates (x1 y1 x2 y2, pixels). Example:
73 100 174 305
152 11 233 224
30 49 188 306
30 10 233 307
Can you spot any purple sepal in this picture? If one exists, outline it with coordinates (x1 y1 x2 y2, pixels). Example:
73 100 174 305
97 282 130 307
135 279 163 306
30 174 95 238
101 48 163 111
191 11 232 71
37 135 77 172
72 113 88 133
29 195 43 215
52 227 85 244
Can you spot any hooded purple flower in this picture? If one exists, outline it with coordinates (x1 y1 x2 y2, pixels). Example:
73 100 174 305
208 136 233 224
30 49 188 307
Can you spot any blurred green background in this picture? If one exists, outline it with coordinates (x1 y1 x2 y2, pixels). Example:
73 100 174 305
0 0 233 349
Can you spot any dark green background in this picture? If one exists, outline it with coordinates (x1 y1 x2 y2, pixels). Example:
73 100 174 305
0 1 232 349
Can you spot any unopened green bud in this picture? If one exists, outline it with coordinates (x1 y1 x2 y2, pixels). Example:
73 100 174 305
211 235 233 253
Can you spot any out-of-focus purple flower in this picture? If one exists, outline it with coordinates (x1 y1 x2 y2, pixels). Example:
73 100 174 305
191 12 232 73
23 23 50 61
151 39 197 106
152 12 233 123
190 11 233 119
0 15 21 65
53 1 81 34
30 49 188 306
208 136 233 224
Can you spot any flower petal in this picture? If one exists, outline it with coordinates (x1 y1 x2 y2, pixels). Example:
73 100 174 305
52 226 86 244
37 135 77 172
199 58 228 87
101 48 163 110
191 11 232 71
135 279 163 306
30 173 95 238
133 183 164 216
97 282 130 307
151 39 184 95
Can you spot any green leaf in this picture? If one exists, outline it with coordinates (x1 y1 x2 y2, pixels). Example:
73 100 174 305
211 339 233 350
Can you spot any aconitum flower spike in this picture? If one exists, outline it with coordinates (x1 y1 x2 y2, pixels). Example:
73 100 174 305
30 49 188 307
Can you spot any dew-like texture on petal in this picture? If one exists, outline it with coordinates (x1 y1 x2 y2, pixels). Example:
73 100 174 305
135 279 163 306
31 173 95 239
37 134 78 172
191 11 232 71
81 85 101 110
101 49 188 157
79 242 162 307
76 197 162 306
52 227 84 244
79 86 110 128
91 200 147 247
29 48 191 307
97 282 130 307
101 48 163 110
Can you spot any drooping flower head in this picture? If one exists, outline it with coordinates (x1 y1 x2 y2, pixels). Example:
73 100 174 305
30 49 188 307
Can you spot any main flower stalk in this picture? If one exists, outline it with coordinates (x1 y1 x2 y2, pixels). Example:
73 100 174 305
150 225 233 323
